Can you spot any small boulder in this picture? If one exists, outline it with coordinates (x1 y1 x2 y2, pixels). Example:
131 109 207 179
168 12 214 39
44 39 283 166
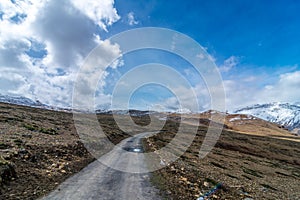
0 156 17 185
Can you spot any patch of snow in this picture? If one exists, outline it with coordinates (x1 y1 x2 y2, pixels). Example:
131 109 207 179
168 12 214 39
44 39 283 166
235 103 300 130
229 116 241 122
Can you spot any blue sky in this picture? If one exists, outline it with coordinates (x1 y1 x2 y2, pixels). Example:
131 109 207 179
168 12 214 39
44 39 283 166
0 0 300 111
110 0 300 66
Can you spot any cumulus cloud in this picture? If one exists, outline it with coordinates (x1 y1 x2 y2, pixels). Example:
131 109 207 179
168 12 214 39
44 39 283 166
71 0 120 31
73 39 122 110
155 66 300 113
0 0 121 107
127 12 139 26
32 0 99 69
220 70 300 112
258 70 300 103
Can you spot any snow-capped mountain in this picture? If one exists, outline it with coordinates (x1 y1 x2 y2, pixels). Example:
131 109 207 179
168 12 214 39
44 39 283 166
0 94 73 112
234 102 300 131
0 94 45 107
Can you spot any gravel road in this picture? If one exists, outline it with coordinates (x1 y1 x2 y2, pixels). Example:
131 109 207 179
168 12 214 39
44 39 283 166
42 132 161 200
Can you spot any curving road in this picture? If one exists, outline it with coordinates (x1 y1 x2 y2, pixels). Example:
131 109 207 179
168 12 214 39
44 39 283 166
42 132 161 200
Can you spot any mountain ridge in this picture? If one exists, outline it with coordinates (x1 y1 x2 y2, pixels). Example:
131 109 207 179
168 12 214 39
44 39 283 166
0 94 45 107
0 94 72 112
1 94 300 135
235 102 300 133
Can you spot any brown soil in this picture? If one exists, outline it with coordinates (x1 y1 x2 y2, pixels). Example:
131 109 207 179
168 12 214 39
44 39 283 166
144 118 300 200
1 103 299 200
0 103 128 200
178 111 297 138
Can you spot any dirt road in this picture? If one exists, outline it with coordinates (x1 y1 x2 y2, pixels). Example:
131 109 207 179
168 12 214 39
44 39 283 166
42 132 161 200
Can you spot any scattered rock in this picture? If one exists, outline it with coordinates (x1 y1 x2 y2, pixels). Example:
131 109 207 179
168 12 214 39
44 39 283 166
0 143 11 149
179 176 188 182
203 181 209 187
0 156 16 185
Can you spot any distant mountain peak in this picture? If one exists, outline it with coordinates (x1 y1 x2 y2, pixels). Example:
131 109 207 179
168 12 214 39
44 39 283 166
234 102 300 132
0 94 72 112
0 94 44 107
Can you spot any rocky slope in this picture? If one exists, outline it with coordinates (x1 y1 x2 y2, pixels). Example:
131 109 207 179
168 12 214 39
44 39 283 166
0 102 130 199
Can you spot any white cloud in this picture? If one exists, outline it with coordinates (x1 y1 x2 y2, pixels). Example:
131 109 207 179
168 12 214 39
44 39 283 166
0 0 121 107
127 12 138 26
219 56 239 72
222 80 258 111
221 70 300 112
71 0 120 31
258 70 300 103
73 39 122 109
243 76 257 82
31 0 120 70
207 54 216 62
146 83 213 113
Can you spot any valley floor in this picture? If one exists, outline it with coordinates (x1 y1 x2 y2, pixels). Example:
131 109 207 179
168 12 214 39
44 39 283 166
0 102 299 199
